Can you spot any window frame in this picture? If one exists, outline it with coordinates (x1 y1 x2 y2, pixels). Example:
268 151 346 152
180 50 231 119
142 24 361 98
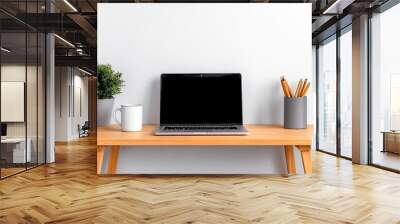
367 0 400 173
316 24 353 161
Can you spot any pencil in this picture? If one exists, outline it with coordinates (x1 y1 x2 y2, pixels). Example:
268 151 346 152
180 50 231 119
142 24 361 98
281 76 294 97
301 79 308 96
295 79 303 97
284 79 294 97
280 78 289 97
301 82 311 97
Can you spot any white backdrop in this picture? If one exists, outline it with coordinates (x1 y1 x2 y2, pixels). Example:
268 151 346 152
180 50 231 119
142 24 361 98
98 3 313 174
1 82 24 122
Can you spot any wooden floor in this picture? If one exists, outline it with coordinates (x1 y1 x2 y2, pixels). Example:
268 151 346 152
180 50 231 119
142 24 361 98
1 137 400 223
0 167 26 178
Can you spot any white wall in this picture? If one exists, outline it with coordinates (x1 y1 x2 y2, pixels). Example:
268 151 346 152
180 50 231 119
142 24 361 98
71 74 89 138
55 67 89 141
1 82 24 122
55 67 70 141
98 3 312 174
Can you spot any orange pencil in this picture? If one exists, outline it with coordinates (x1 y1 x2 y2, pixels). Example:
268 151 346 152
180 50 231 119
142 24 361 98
301 82 311 97
301 79 308 95
284 79 294 97
280 78 289 97
295 79 303 97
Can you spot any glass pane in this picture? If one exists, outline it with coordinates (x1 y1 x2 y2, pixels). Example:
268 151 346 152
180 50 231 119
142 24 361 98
371 3 400 171
318 37 337 154
27 31 38 169
1 31 27 178
340 29 352 158
38 33 46 165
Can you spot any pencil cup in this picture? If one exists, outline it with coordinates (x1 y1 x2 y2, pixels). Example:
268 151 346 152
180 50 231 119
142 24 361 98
284 97 307 129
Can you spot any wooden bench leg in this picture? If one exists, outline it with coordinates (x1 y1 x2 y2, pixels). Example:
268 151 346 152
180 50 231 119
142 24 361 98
297 145 312 174
108 146 120 174
284 145 296 175
97 146 104 175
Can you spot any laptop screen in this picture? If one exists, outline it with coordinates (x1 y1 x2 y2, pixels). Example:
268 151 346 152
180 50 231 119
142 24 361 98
1 123 7 137
160 73 243 125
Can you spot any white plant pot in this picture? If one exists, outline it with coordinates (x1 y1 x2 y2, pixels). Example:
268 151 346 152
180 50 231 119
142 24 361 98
97 98 115 126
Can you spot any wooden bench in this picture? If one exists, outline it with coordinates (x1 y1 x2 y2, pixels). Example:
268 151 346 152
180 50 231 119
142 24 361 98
97 124 314 175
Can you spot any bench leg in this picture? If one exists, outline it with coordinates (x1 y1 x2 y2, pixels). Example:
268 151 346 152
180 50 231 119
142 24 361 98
97 146 104 174
297 145 312 174
284 145 296 174
108 146 120 174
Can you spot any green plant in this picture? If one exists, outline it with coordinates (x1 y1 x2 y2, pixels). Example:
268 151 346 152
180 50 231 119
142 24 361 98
97 64 124 99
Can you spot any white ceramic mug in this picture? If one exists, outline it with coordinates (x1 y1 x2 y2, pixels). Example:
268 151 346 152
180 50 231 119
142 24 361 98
114 104 143 132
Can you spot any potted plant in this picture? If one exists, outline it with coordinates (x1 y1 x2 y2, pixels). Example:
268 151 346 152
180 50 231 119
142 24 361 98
97 64 124 125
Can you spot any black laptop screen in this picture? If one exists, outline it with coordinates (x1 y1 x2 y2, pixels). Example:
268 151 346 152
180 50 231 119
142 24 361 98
160 73 243 125
1 123 7 137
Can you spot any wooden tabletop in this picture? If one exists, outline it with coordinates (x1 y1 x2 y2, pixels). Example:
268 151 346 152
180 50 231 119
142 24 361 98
97 124 313 146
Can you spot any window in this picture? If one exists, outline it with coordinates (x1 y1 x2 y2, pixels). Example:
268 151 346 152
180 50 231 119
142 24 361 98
370 3 400 171
340 29 352 158
317 25 353 159
390 74 400 130
318 36 337 155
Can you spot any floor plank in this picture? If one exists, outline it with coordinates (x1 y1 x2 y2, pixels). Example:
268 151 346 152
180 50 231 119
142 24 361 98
1 136 400 223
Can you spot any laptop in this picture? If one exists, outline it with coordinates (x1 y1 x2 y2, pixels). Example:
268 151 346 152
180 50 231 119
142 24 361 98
155 73 248 136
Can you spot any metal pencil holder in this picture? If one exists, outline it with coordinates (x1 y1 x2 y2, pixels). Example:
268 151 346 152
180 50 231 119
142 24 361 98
284 96 307 129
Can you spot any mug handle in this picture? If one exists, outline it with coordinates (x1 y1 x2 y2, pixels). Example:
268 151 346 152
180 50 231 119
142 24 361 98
113 108 122 125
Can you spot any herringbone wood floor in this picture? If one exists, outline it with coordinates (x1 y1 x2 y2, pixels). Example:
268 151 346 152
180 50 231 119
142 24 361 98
1 136 400 224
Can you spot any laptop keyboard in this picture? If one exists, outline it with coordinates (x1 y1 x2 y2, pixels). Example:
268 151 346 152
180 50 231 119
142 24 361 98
164 126 238 130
